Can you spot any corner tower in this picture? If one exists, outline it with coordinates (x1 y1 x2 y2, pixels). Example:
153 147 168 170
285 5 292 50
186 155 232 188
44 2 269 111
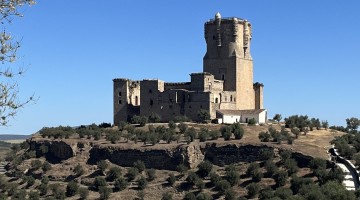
203 12 255 110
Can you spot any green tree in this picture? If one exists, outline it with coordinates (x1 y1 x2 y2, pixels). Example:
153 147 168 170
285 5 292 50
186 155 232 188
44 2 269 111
197 109 210 123
225 166 240 186
126 167 139 181
78 187 89 200
74 163 85 177
114 177 128 191
198 128 209 142
42 161 52 172
215 180 231 194
273 114 282 123
99 186 112 200
93 177 107 191
220 126 232 141
97 160 108 174
184 192 196 200
258 131 271 142
148 112 161 123
161 192 173 200
31 159 42 170
134 160 146 172
167 173 176 186
28 191 40 200
146 168 156 181
233 126 244 139
168 121 177 130
185 127 197 142
197 160 213 178
178 122 188 134
291 127 300 139
322 120 329 130
273 170 288 187
247 183 260 198
66 181 79 197
346 117 360 133
137 176 148 190
106 166 122 182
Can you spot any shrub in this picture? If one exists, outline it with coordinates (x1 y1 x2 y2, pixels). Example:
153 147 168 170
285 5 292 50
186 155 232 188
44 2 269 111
99 186 112 200
106 166 122 182
39 145 48 155
174 115 189 123
247 182 260 198
167 173 176 186
184 192 196 200
25 175 35 187
137 176 148 190
265 160 278 176
220 126 232 141
97 160 108 173
233 127 244 139
225 188 236 200
146 168 156 181
195 192 213 200
273 170 288 187
209 130 220 140
148 112 161 123
252 169 263 182
78 187 89 200
178 122 188 133
198 128 209 142
93 177 107 191
66 181 79 197
118 121 127 131
309 157 327 171
215 180 231 194
258 131 271 142
259 187 274 200
185 127 197 142
28 191 40 200
197 109 210 123
161 192 173 200
197 160 213 178
246 162 260 177
225 166 240 186
280 150 292 161
284 158 299 175
248 118 257 125
31 159 42 170
210 172 222 186
110 177 125 192
195 178 205 190
126 167 139 181
134 160 146 172
274 187 293 199
176 164 188 175
42 161 52 172
168 121 177 130
186 171 199 185
74 163 84 177
39 183 48 195
12 189 27 200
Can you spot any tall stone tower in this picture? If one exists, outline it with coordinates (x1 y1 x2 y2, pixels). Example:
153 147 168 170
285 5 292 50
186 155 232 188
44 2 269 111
203 12 255 110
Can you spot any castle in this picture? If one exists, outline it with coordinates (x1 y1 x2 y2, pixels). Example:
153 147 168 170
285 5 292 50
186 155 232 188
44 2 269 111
113 13 267 125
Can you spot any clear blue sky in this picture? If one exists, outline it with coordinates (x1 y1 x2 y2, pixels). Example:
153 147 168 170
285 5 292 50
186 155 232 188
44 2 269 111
1 0 359 134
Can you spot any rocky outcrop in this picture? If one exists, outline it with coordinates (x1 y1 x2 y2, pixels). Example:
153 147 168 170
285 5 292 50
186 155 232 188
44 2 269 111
88 145 186 170
28 139 321 170
203 143 274 165
29 139 77 162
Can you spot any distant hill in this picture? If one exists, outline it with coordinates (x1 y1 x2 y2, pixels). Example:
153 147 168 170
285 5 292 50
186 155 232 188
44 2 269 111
0 134 30 141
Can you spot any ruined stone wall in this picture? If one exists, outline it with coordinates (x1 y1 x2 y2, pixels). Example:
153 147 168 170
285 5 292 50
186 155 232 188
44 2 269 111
164 82 191 90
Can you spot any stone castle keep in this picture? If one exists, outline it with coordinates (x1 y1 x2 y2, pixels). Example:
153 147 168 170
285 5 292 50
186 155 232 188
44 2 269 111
113 13 266 125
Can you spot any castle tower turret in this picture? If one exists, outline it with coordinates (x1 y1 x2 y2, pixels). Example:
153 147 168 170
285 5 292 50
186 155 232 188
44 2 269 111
203 13 255 110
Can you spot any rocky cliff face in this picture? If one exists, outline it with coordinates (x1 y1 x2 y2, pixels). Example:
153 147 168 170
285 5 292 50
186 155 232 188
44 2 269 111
28 139 316 170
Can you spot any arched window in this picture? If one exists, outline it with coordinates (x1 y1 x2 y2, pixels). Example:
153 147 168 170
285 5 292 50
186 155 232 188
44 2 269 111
118 92 122 97
215 98 218 103
222 74 225 80
150 99 153 106
230 95 233 102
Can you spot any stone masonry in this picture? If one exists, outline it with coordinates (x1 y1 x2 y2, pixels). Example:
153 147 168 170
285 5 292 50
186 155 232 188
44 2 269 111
113 13 264 125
